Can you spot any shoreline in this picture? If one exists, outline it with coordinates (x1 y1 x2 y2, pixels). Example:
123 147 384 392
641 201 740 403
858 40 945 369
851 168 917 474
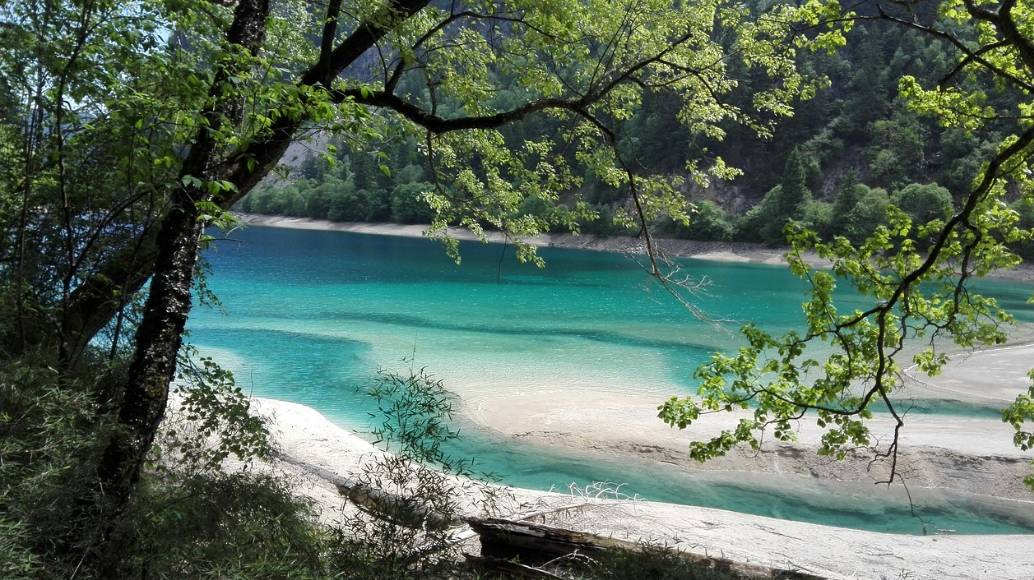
229 395 1034 580
221 212 1034 577
234 212 1034 282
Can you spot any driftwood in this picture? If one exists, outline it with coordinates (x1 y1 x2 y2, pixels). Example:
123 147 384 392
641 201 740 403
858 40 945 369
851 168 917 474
282 456 461 530
287 454 825 579
464 554 567 579
466 518 826 579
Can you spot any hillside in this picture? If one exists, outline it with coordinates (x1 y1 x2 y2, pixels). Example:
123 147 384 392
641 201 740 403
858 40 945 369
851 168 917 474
238 11 1027 248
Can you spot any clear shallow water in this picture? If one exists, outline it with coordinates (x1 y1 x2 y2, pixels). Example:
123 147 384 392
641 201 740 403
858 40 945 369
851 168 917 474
189 226 1034 534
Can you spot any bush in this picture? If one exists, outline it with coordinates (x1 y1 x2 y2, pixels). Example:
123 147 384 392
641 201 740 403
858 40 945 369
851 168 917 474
735 198 771 243
866 113 927 187
799 199 835 239
581 205 635 236
0 361 110 574
517 194 552 220
737 186 790 244
327 186 370 222
330 366 501 580
0 517 41 580
365 188 391 222
239 186 272 213
676 200 733 241
390 182 435 224
894 182 953 226
304 179 336 219
128 472 326 579
0 351 328 579
1012 196 1034 259
842 186 891 243
832 181 865 220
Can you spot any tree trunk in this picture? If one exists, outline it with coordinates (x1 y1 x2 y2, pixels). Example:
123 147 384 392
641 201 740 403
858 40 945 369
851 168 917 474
51 0 430 363
89 1 270 572
95 191 202 507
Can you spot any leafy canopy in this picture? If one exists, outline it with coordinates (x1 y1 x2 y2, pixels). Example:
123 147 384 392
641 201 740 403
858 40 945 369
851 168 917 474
660 0 1034 486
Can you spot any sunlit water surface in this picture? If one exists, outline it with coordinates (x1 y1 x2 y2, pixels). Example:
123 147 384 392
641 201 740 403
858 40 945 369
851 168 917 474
189 226 1034 534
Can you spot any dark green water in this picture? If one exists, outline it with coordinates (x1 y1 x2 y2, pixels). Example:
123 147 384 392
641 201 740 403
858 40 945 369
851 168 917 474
189 225 1034 534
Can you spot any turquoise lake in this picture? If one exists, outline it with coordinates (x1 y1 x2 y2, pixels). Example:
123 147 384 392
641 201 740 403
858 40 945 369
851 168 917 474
189 225 1034 535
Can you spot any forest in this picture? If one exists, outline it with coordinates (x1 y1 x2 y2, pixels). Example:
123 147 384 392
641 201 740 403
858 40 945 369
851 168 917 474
239 12 1030 249
2 0 1034 578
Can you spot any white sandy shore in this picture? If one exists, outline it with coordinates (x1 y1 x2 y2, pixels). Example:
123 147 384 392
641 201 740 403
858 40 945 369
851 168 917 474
902 341 1034 403
232 212 1034 497
234 213 1034 281
221 212 1034 578
228 396 1034 580
462 386 1034 502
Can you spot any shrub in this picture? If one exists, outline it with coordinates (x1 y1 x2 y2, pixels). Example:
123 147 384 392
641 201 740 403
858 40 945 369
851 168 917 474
894 182 953 226
0 517 41 580
799 199 835 239
390 182 435 224
866 114 927 187
1012 196 1034 260
365 188 391 222
735 198 771 243
127 472 326 579
328 186 370 222
676 200 733 241
304 179 336 219
0 361 110 575
737 186 788 244
842 186 891 243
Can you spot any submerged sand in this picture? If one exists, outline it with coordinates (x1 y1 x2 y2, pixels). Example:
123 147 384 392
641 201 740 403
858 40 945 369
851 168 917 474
232 214 1034 495
218 213 1034 577
225 396 1034 580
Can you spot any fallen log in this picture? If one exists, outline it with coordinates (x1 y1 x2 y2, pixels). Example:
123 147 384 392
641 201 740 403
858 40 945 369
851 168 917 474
466 517 825 579
279 455 461 530
464 554 567 579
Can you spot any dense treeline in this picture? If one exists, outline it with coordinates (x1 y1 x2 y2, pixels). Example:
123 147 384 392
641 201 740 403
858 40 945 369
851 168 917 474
241 133 437 224
4 0 1034 577
1 0 845 576
241 17 1030 249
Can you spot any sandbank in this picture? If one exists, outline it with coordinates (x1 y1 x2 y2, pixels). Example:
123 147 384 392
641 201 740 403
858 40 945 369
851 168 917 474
219 212 1034 579
223 396 1034 580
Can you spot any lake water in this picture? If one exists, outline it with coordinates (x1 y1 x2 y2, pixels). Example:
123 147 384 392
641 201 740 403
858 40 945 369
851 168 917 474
189 225 1034 534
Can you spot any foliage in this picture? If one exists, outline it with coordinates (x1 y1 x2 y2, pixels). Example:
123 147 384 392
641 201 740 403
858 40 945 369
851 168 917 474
1 0 847 573
799 199 835 239
1003 373 1034 489
3 1 1034 577
840 185 892 244
673 200 735 242
1013 195 1034 259
391 182 435 224
0 358 111 574
125 472 326 580
236 9 1026 256
331 365 497 579
0 349 335 579
894 182 954 234
661 0 1034 487
155 347 273 475
0 517 39 580
867 112 928 188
